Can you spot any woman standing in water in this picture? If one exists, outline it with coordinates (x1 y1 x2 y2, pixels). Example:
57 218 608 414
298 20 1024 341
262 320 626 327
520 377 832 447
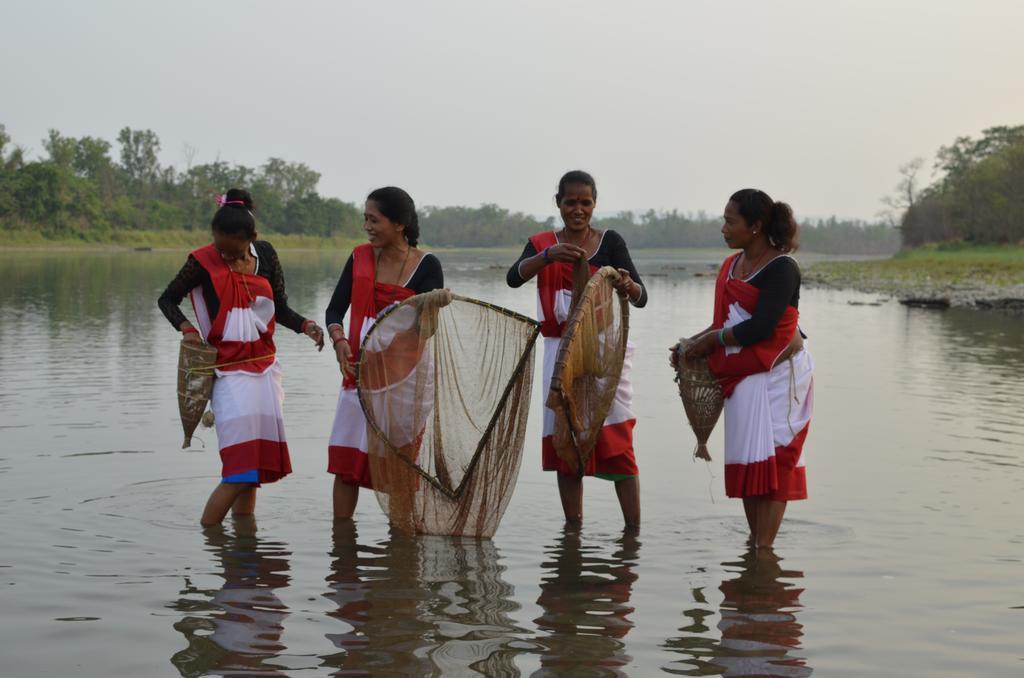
158 189 324 526
681 188 814 549
506 170 647 528
325 187 444 521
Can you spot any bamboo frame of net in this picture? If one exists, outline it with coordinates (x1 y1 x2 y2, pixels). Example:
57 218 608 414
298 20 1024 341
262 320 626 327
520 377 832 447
546 265 630 476
356 293 541 501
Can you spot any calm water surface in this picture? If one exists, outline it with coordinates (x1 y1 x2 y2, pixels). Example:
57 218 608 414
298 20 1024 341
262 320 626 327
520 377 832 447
0 248 1022 676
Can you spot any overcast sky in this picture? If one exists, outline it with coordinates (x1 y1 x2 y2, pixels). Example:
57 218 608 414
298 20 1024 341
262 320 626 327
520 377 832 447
2 0 1022 221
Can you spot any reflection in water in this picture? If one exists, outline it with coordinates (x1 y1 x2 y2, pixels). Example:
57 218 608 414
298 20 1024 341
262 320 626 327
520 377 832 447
664 549 811 677
322 523 524 675
169 518 292 677
533 528 640 676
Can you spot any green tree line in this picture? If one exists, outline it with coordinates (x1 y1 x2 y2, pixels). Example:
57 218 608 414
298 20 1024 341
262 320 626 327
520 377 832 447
897 125 1024 247
0 124 363 239
421 206 898 254
0 123 898 253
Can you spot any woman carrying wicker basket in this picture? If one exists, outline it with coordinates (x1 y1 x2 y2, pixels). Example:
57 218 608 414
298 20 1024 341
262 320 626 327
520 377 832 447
325 187 444 522
158 189 325 526
680 189 814 549
507 170 647 527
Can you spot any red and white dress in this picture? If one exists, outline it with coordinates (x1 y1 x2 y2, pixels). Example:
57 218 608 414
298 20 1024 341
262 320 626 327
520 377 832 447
189 244 292 485
528 230 640 479
708 253 813 500
327 244 425 488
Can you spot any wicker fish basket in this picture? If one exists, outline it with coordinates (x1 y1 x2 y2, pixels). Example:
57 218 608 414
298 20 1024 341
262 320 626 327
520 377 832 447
177 340 218 448
672 338 724 461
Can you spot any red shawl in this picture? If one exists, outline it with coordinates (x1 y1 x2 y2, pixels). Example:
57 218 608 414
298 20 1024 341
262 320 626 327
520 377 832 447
708 253 799 397
529 231 597 338
343 244 416 388
191 244 276 374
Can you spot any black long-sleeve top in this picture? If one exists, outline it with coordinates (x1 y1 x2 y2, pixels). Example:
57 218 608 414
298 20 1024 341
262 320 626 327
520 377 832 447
157 240 308 333
731 255 802 346
325 252 444 328
505 229 648 308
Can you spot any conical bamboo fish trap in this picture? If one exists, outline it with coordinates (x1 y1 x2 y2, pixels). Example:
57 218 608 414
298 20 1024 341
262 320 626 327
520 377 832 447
177 340 218 448
672 338 723 461
546 265 629 475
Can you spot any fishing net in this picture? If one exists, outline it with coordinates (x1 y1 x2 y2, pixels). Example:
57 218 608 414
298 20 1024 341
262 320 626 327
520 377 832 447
546 264 630 475
177 340 218 448
357 289 541 538
672 338 724 461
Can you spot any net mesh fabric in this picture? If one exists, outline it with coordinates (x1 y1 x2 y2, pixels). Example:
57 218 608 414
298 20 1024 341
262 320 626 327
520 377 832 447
357 290 540 537
545 264 630 475
672 338 724 461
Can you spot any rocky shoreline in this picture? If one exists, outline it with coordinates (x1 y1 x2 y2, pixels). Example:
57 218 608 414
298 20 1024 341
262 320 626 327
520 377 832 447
804 264 1024 315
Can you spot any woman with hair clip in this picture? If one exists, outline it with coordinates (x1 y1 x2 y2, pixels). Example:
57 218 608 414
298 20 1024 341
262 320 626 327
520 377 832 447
506 170 648 528
325 186 444 521
680 188 814 549
158 188 325 526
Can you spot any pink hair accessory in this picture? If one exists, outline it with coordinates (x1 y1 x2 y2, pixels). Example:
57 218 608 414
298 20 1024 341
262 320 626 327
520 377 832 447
216 194 247 207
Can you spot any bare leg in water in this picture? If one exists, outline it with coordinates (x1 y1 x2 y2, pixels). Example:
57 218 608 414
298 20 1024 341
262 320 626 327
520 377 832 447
615 477 640 528
232 487 257 516
333 477 359 522
742 497 788 548
755 499 787 548
743 497 759 544
201 483 253 527
558 474 641 528
557 473 583 527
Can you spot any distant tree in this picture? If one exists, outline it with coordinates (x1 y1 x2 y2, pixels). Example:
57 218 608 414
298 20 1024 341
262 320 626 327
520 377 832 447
879 157 924 227
899 125 1024 246
934 125 1024 189
42 130 77 169
117 127 162 191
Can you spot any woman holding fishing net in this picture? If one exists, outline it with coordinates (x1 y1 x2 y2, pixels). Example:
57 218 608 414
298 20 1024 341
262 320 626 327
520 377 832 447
158 189 325 526
325 187 444 522
678 188 814 549
507 170 647 528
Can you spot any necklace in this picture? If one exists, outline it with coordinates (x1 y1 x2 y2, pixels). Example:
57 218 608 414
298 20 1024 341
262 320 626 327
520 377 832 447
738 246 773 279
229 253 258 302
374 246 413 304
558 227 596 257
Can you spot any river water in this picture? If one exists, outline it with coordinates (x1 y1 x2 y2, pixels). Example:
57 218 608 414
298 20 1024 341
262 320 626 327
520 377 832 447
0 248 1021 676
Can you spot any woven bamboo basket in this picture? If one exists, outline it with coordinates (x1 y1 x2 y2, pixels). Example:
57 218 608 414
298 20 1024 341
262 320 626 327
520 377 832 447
177 340 218 448
672 338 723 461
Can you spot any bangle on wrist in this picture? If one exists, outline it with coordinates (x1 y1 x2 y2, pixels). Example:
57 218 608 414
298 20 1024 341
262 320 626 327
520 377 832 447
717 329 727 346
332 335 347 348
542 247 550 262
301 319 316 332
182 326 199 335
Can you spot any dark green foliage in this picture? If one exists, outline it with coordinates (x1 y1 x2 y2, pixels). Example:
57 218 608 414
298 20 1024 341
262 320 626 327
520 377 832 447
420 204 555 247
0 124 360 240
903 125 1024 246
592 210 898 254
0 122 898 252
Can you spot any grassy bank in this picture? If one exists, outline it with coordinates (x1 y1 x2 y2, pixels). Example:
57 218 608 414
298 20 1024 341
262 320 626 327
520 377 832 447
0 229 364 251
806 243 1024 309
808 244 1024 286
